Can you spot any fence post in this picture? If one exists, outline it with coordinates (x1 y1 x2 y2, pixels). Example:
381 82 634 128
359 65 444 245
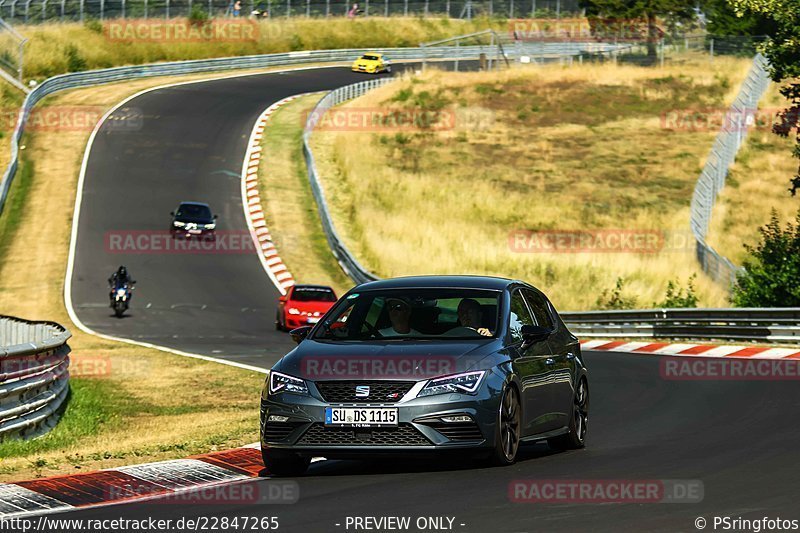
364 0 368 15
166 0 169 18
325 0 329 15
384 0 387 16
424 0 428 15
286 0 289 17
509 0 513 18
209 0 212 16
79 0 83 21
42 0 46 20
144 0 148 18
60 0 64 20
403 0 407 16
306 0 309 16
709 38 714 61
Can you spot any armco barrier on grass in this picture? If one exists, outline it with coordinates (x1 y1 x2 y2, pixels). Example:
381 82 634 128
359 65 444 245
0 315 71 441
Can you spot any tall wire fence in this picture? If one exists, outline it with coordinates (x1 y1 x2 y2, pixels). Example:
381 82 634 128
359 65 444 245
0 0 583 23
689 53 771 288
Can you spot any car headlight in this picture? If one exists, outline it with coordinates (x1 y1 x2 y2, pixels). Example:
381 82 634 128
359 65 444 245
204 223 216 230
269 371 308 396
288 308 301 315
173 221 186 227
417 371 486 398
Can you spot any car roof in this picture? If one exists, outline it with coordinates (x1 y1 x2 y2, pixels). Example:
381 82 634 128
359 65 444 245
177 201 211 208
353 275 518 291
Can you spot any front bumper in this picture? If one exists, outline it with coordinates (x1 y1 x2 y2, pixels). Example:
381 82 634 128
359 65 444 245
260 376 502 458
170 228 215 240
283 315 322 330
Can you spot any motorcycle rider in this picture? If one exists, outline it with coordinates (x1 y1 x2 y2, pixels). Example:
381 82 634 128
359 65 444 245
108 266 135 305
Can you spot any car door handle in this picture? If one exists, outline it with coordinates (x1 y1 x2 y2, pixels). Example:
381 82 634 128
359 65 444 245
545 358 556 366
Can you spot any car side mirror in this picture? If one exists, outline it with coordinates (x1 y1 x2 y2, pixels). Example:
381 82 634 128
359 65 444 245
213 214 219 220
521 324 550 345
290 326 312 344
170 211 175 216
278 296 287 303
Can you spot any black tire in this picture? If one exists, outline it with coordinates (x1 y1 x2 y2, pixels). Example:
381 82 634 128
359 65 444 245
275 311 283 331
114 303 126 318
262 448 310 477
491 385 521 466
548 377 588 450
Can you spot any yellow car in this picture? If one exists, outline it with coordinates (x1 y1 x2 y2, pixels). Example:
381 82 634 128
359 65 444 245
351 53 392 74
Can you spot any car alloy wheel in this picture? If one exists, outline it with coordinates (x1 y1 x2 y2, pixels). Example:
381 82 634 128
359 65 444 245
493 385 521 465
548 377 588 450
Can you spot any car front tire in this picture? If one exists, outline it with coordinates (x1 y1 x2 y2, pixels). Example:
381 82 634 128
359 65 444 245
548 377 588 450
491 384 521 466
262 448 310 477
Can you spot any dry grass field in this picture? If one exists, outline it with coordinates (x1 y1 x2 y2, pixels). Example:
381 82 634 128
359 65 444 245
310 56 757 310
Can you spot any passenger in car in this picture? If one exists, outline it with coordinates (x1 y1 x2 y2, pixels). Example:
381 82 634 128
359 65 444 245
379 298 421 337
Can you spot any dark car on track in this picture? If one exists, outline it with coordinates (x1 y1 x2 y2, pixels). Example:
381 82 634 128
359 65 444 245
170 201 217 239
260 275 589 476
276 284 338 331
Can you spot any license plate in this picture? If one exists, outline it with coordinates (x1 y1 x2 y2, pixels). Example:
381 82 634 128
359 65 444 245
188 229 202 234
325 407 398 427
307 317 320 324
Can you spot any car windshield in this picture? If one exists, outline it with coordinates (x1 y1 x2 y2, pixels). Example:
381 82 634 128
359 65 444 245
361 55 379 61
292 287 337 302
175 204 212 222
312 288 501 341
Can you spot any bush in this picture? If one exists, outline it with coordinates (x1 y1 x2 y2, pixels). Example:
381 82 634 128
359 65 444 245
732 209 800 307
188 4 209 26
595 277 638 310
653 274 698 308
64 45 87 72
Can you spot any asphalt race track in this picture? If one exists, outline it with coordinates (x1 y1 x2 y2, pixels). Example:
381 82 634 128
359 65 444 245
53 351 800 531
69 66 397 366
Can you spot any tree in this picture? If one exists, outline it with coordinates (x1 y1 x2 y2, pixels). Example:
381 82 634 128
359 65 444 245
730 0 800 196
581 0 696 58
732 209 800 307
701 0 775 37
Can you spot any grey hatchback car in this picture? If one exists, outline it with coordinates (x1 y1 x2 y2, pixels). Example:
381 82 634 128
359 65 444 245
260 276 589 476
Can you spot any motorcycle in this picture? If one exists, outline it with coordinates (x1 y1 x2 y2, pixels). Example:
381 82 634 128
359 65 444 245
110 282 133 318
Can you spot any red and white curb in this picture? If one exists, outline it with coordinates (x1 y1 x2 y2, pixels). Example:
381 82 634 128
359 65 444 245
0 445 265 518
241 93 317 295
581 339 800 359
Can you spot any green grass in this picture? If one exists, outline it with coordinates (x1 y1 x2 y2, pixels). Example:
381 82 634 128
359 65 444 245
0 154 33 274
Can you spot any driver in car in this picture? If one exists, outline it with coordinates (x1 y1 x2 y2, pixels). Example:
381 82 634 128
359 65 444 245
457 298 492 337
379 298 421 337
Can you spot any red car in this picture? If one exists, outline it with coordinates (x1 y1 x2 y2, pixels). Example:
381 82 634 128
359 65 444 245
276 284 338 331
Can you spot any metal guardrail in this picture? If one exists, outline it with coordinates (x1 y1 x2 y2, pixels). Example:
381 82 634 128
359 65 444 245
0 41 621 216
561 308 800 343
689 53 771 288
0 316 71 441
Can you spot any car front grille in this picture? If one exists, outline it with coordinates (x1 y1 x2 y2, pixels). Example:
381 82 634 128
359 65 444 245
262 421 307 442
315 381 416 404
422 421 484 442
297 424 431 446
